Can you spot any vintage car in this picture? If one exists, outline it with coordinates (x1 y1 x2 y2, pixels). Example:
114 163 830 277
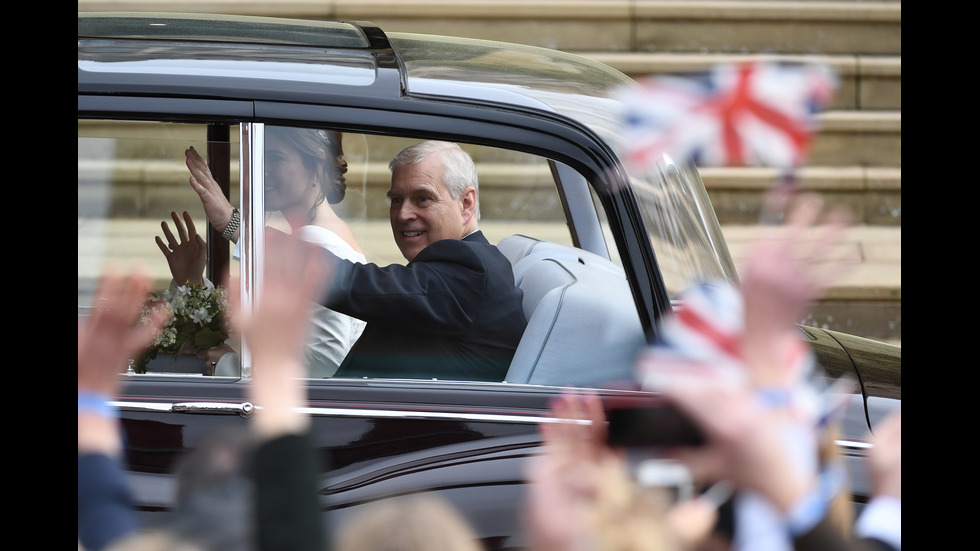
78 11 901 550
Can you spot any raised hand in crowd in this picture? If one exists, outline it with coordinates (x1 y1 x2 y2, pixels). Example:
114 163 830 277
868 409 900 502
78 267 170 453
740 191 854 387
524 391 718 551
235 228 331 438
638 190 898 550
524 391 613 551
80 233 336 551
658 376 900 550
637 191 857 474
78 268 170 551
230 228 333 551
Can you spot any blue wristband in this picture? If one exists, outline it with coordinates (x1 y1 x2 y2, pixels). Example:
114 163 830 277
78 391 117 418
756 387 795 409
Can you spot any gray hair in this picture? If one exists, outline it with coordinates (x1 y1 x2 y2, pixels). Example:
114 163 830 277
389 141 481 221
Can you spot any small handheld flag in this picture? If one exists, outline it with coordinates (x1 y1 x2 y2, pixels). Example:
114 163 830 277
615 61 838 172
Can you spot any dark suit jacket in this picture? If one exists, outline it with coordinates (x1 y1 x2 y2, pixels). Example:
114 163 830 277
78 434 327 551
321 230 527 381
253 432 328 551
78 453 141 551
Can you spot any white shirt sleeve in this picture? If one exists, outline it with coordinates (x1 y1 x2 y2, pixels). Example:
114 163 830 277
294 226 367 377
229 226 366 378
854 496 900 550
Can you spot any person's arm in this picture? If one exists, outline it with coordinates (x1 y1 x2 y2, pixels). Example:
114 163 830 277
236 230 333 551
852 409 900 550
77 449 140 551
524 392 613 551
319 238 487 330
851 498 901 551
739 192 853 387
185 146 240 242
78 269 169 551
524 392 718 551
641 191 866 549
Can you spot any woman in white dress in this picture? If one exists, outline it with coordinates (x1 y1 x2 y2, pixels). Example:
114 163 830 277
157 126 366 377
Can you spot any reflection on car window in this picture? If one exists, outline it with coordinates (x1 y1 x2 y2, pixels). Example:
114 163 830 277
78 121 647 388
78 120 240 377
632 159 739 297
259 130 588 381
312 134 644 386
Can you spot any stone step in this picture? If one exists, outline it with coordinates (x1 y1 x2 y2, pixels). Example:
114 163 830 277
77 2 900 343
78 109 900 167
79 112 902 227
583 53 900 111
79 1 901 55
811 111 901 167
702 166 900 226
77 218 901 343
79 153 900 227
80 108 902 226
723 223 900 344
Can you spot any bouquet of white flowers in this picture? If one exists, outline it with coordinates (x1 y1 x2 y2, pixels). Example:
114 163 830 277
132 282 230 374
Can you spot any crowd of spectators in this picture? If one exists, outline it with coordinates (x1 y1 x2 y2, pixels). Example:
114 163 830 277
79 191 899 551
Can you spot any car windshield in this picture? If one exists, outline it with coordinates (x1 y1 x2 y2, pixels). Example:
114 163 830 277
391 33 739 296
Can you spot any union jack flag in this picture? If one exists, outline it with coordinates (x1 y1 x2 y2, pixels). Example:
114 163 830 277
636 280 852 431
615 61 838 171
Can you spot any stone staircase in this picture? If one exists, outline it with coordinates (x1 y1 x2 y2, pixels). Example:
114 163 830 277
79 0 901 227
78 1 901 342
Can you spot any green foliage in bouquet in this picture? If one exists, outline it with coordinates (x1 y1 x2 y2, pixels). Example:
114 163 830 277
132 282 230 373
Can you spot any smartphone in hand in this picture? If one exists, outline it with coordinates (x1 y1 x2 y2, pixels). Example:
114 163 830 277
605 403 706 448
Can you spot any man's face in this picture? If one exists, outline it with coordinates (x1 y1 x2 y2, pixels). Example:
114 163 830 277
388 155 475 261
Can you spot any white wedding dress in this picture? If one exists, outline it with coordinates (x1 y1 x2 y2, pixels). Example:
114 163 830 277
211 225 366 378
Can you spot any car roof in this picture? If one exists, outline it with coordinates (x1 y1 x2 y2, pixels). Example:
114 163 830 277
77 12 374 48
78 11 740 319
78 12 635 147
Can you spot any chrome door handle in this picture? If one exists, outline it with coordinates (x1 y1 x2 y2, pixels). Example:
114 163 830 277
171 401 254 417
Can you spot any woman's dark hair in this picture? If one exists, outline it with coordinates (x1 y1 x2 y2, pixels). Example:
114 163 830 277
267 126 348 222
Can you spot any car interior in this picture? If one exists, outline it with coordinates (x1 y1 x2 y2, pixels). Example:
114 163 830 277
498 234 644 387
78 120 644 385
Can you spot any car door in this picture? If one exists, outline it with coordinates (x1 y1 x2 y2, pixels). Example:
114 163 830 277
79 103 662 548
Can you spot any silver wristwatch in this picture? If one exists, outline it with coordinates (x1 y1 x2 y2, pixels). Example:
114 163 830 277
221 208 240 241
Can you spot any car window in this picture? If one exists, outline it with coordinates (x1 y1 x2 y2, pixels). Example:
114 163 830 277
631 159 740 297
78 120 645 386
78 120 241 376
259 128 576 266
